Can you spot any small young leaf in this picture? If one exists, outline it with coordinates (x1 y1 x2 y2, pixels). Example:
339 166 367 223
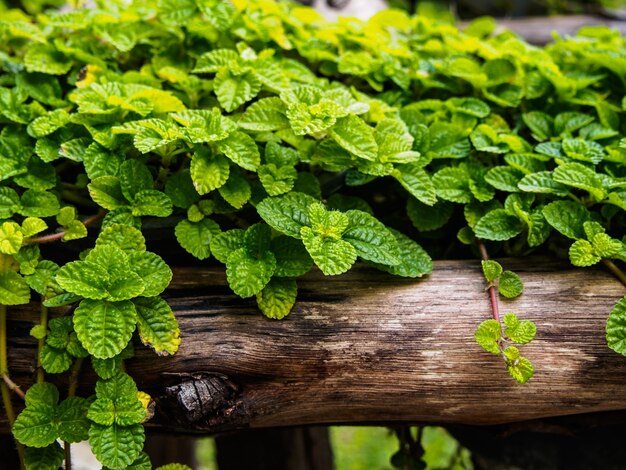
301 226 357 276
481 260 502 283
256 277 297 320
210 229 246 264
503 313 536 344
226 248 276 298
175 218 221 260
498 271 524 298
474 319 501 354
474 209 524 241
569 239 601 267
506 356 534 384
134 296 181 356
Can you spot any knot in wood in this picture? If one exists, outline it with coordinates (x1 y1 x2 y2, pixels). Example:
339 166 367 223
165 373 237 423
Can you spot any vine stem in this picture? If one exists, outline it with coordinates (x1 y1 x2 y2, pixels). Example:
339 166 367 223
0 305 26 469
2 374 25 400
26 210 106 245
36 304 48 384
64 357 83 470
602 259 626 289
477 240 500 322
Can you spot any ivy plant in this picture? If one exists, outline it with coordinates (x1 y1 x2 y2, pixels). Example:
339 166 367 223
1 0 626 467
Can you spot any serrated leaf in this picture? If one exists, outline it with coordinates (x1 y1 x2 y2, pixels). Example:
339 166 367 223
301 226 356 276
89 176 128 211
56 396 90 443
175 218 221 260
256 277 297 320
12 404 57 448
498 271 524 298
24 442 64 470
74 299 137 359
85 245 145 301
474 209 524 241
226 248 276 298
127 251 172 297
569 239 601 267
506 356 534 384
25 383 59 408
330 115 378 161
40 345 72 374
89 423 144 470
406 199 453 232
485 166 523 192
257 192 317 239
0 270 31 305
432 167 472 203
119 160 153 202
0 187 21 218
134 296 180 356
522 111 553 141
0 221 23 255
271 236 313 277
191 150 230 195
258 163 297 196
607 296 626 356
217 131 260 171
343 210 400 266
474 319 501 354
214 69 261 112
543 201 590 240
393 164 436 205
19 190 60 218
96 224 146 253
503 313 536 344
130 190 173 218
210 229 245 264
553 162 606 200
193 49 239 73
481 260 502 283
368 228 432 278
239 97 289 131
591 233 622 259
21 217 47 238
517 171 569 196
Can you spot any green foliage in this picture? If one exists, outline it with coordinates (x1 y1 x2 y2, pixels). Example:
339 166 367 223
3 0 626 467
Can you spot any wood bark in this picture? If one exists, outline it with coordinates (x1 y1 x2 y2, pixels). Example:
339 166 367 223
459 15 626 44
3 258 626 434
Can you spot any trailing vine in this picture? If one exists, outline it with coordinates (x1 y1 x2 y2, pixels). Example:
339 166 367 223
1 0 626 468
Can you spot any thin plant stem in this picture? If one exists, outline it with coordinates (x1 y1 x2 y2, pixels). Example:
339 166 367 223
2 374 25 400
65 441 72 470
602 259 626 289
0 305 25 469
26 211 106 245
477 240 500 322
64 358 83 470
37 304 48 384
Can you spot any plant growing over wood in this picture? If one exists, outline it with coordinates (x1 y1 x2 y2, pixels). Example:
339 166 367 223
1 0 626 467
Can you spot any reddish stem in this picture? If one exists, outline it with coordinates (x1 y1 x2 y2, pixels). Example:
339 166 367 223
26 211 106 245
477 240 500 322
1 374 25 400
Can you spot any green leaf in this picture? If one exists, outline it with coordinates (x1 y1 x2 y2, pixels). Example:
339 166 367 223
119 160 153 202
89 176 128 211
190 150 230 195
343 210 400 266
257 192 317 239
522 111 553 141
226 248 276 298
301 226 357 276
474 209 524 241
218 172 251 209
503 313 536 344
214 69 261 112
95 372 138 401
56 396 90 443
85 245 145 301
506 356 534 384
330 115 378 161
592 233 622 258
165 169 200 209
542 201 590 240
474 319 501 354
134 296 180 356
0 271 31 305
96 224 146 253
0 187 21 218
368 228 432 278
553 162 606 200
128 251 172 297
0 221 23 255
607 296 626 356
74 299 137 359
24 442 64 470
193 49 239 73
12 404 57 448
89 423 144 470
256 277 297 320
130 190 173 218
484 166 523 192
24 44 71 75
210 229 245 264
217 131 260 171
40 345 72 373
406 199 453 232
175 218 221 260
239 97 289 131
271 236 314 277
481 260 502 283
569 239 601 267
498 271 524 298
19 190 60 218
432 167 472 203
517 171 569 196
392 164 436 205
258 164 297 196
25 383 59 408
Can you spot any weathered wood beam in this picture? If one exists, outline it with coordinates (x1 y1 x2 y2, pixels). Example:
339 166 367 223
459 15 626 44
3 258 626 434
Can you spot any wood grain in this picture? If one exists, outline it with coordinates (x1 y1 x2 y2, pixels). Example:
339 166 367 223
3 258 626 433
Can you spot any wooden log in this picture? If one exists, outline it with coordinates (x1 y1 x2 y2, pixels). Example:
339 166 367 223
459 15 626 44
3 258 626 434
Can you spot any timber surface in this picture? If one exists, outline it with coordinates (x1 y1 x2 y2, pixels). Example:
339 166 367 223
4 258 626 433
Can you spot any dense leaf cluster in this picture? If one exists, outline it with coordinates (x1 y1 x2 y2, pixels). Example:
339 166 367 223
2 0 626 467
